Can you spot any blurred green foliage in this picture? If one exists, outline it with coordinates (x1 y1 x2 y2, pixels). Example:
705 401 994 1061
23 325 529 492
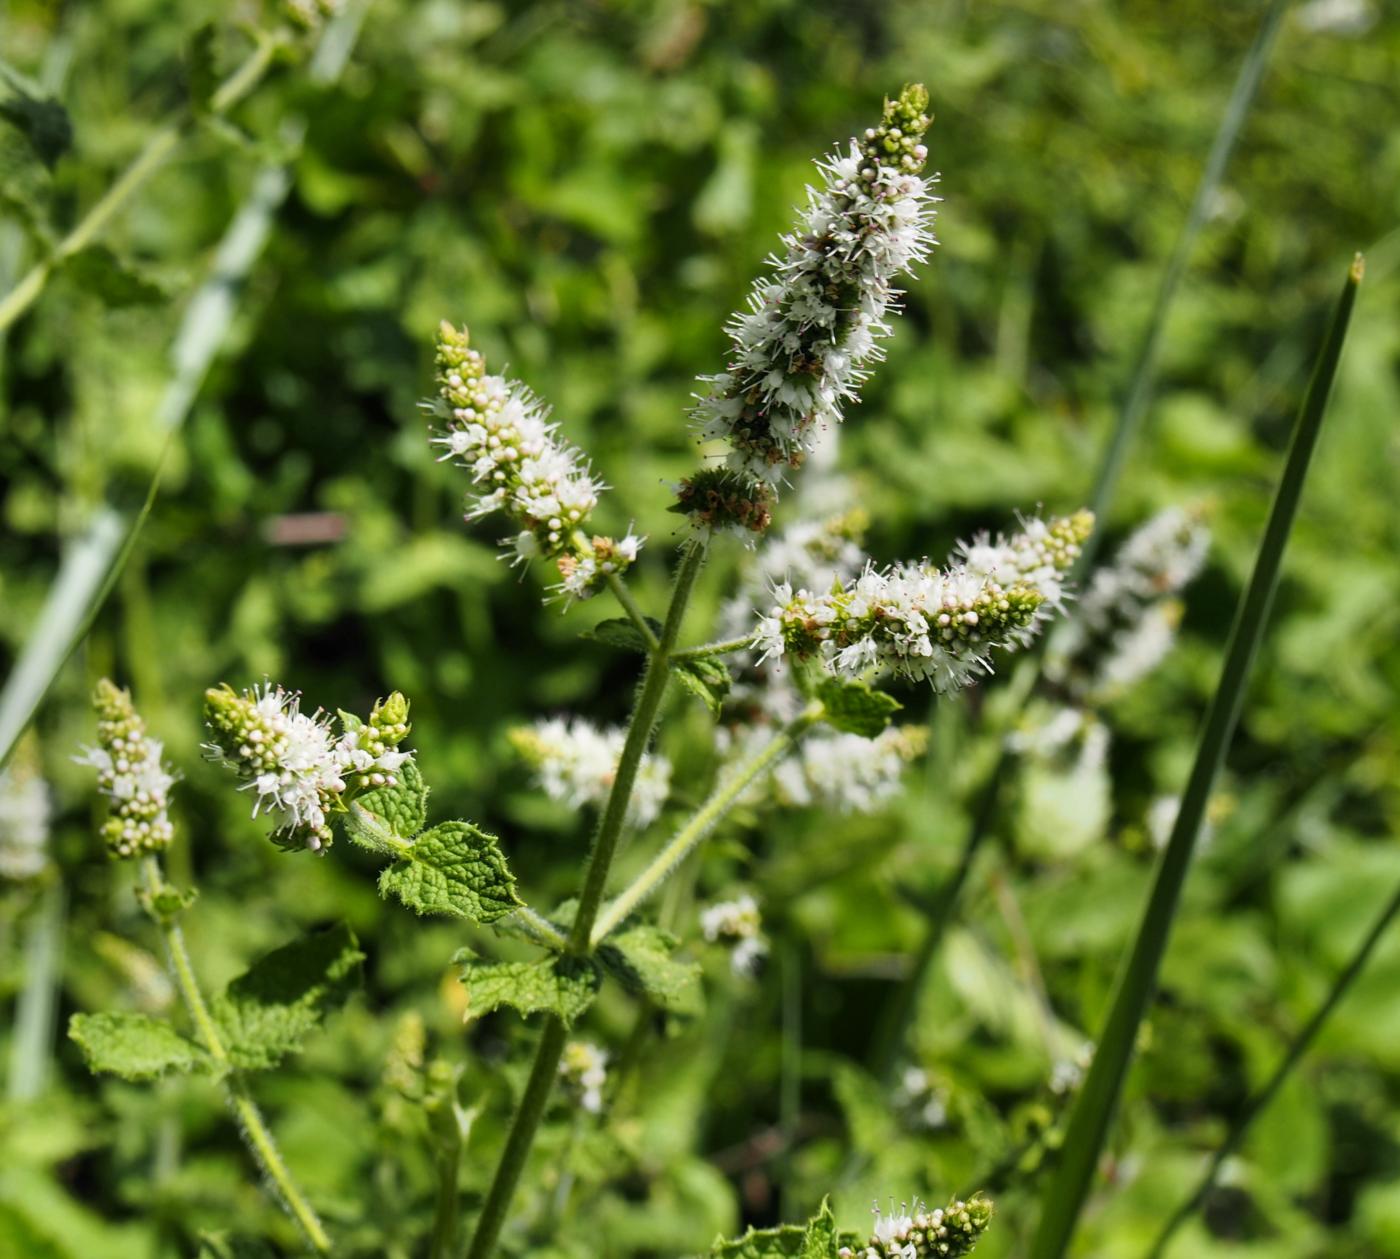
2 0 1399 1255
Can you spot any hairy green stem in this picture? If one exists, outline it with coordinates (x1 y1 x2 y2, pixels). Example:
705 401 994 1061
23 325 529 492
0 35 278 334
670 635 756 663
465 539 709 1259
139 858 331 1254
604 571 661 653
591 703 823 945
428 1130 464 1259
1146 870 1400 1259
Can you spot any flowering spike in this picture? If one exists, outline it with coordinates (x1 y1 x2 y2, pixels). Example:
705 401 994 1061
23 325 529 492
681 85 938 518
203 683 415 852
841 1192 994 1258
1 733 51 880
75 680 176 859
509 717 671 830
559 1041 609 1113
426 322 641 600
700 893 768 977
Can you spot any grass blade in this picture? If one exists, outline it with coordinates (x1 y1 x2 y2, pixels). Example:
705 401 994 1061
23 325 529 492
1029 254 1364 1259
1079 0 1291 572
1146 868 1400 1258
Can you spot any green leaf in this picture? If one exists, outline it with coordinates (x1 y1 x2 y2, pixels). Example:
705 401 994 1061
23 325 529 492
816 677 901 738
356 757 428 841
379 820 520 923
0 90 73 169
583 616 661 653
65 245 171 307
710 1224 808 1258
68 1012 210 1081
710 1201 841 1258
597 924 701 1008
211 924 363 1071
456 955 599 1026
671 656 732 717
187 24 218 114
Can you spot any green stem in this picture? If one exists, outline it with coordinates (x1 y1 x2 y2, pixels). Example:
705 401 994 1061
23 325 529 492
1029 255 1363 1259
590 704 823 946
604 571 661 654
428 1132 464 1259
1077 0 1290 573
0 36 278 335
139 858 332 1255
670 635 756 663
1146 869 1400 1259
465 539 709 1259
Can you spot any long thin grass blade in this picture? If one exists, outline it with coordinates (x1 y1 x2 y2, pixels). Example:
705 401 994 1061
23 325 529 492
0 0 371 770
1078 0 1291 572
1029 254 1364 1259
1146 868 1400 1258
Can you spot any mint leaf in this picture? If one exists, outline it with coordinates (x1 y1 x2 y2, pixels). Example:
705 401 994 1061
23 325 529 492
65 245 170 307
598 924 700 1009
456 955 599 1026
379 821 520 923
672 656 732 717
583 616 661 653
710 1202 842 1259
356 757 428 841
212 924 363 1071
69 1012 210 1081
817 677 901 737
0 89 72 168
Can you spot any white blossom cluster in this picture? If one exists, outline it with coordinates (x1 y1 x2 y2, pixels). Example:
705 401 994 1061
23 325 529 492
510 717 671 831
755 512 1093 693
774 726 928 814
0 738 50 880
75 680 176 859
1054 506 1209 699
428 322 641 600
700 893 768 977
687 85 937 496
559 1040 609 1114
839 1196 994 1259
204 685 412 852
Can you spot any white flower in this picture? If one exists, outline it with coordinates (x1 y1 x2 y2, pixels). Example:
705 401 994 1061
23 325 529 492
894 1067 949 1131
559 1040 609 1114
700 894 768 977
0 739 50 880
76 680 176 859
690 86 937 488
428 323 639 600
204 685 413 851
773 726 927 814
511 717 670 830
1054 506 1209 699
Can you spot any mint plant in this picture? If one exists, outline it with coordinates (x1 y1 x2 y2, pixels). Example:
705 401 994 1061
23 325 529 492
64 85 1106 1257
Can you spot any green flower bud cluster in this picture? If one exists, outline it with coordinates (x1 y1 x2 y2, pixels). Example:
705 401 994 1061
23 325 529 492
76 680 176 859
858 83 933 177
671 468 775 536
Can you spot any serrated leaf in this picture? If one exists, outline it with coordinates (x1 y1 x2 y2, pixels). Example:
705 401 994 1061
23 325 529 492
672 656 732 717
0 90 73 169
711 1202 841 1259
597 924 700 1008
69 1012 210 1081
583 616 661 653
379 820 519 923
65 245 170 307
817 677 901 737
710 1224 808 1258
188 24 218 113
356 757 428 841
457 955 599 1025
211 924 363 1071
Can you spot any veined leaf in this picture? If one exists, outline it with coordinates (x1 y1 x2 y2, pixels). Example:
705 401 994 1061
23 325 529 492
378 820 520 923
817 677 901 738
456 954 599 1026
69 1012 210 1081
597 923 701 1009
